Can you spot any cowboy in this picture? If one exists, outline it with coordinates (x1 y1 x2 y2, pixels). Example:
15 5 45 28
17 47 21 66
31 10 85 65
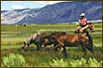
75 13 89 33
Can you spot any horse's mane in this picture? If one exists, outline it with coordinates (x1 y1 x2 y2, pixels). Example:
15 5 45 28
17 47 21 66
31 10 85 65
25 33 38 44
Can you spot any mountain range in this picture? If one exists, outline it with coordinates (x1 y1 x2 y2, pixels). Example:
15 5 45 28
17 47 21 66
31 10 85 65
1 1 102 24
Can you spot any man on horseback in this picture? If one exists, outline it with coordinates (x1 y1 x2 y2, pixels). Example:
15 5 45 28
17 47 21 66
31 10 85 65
75 13 89 33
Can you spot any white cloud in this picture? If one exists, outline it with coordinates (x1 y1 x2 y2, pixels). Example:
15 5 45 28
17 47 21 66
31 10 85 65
33 1 66 5
12 1 71 5
12 1 22 2
11 4 25 9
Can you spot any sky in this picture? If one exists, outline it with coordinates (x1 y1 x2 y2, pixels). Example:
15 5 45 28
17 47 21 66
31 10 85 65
1 1 67 10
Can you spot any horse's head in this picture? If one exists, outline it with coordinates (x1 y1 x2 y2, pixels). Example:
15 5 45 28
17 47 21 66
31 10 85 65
22 41 29 51
88 22 95 32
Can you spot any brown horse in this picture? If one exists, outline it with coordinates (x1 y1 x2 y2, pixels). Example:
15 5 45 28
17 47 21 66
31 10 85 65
22 32 66 51
22 32 54 51
74 22 95 56
51 33 94 57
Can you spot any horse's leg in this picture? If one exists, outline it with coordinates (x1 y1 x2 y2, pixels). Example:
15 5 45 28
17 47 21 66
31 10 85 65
36 45 40 51
81 45 87 57
54 39 64 51
86 46 94 55
54 44 59 52
62 46 68 58
36 43 42 51
86 36 94 55
54 44 62 52
57 41 68 57
53 41 59 51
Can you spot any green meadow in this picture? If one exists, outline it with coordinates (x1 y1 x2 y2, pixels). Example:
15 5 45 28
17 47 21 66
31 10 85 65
1 23 102 67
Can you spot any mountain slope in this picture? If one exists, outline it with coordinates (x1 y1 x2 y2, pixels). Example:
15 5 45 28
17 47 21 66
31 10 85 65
1 1 102 24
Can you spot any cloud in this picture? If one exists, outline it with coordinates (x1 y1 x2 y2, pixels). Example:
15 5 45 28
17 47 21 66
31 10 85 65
12 1 22 2
33 1 66 5
11 1 61 4
12 1 71 5
11 4 25 9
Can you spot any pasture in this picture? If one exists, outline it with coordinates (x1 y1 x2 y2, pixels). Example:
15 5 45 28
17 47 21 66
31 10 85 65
1 23 102 67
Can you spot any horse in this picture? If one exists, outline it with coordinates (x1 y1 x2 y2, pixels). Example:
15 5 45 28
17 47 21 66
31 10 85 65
75 22 95 35
51 33 94 57
74 22 95 56
22 32 66 51
43 32 66 47
22 32 41 51
84 22 95 32
42 32 66 51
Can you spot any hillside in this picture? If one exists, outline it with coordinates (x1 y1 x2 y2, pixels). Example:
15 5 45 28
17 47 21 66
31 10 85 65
1 1 102 24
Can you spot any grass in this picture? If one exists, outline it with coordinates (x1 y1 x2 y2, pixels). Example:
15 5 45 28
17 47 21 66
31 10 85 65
1 23 102 67
1 46 102 67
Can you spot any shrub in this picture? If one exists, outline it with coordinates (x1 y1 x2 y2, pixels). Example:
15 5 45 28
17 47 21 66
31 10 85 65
88 58 102 67
50 58 68 67
69 58 87 67
49 58 102 67
3 53 25 67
